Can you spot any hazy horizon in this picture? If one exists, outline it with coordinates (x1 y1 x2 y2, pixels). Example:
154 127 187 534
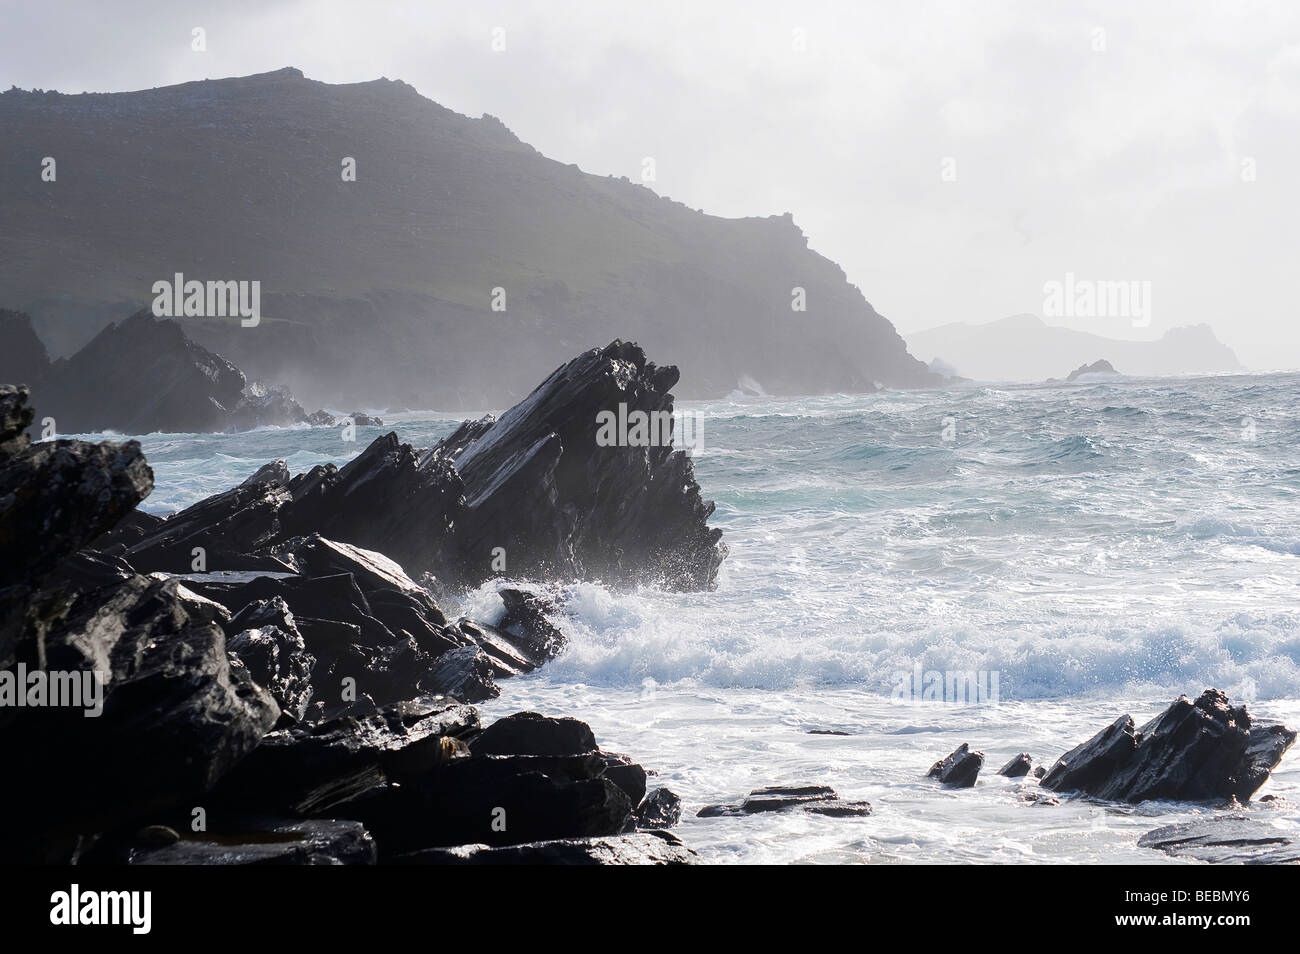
3 0 1297 370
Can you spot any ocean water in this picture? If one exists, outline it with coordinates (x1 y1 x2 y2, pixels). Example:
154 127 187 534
111 371 1300 863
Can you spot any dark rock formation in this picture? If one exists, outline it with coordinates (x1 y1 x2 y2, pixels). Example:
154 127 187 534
698 784 872 818
437 340 725 590
497 588 567 663
1041 689 1296 803
1065 359 1118 382
997 753 1033 778
30 310 320 434
469 710 596 757
210 696 479 816
0 369 694 864
928 744 984 787
391 831 697 865
599 752 649 807
106 341 725 591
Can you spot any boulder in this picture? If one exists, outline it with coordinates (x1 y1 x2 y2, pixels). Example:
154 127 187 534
332 753 635 856
599 752 648 807
497 587 567 664
469 711 597 756
635 788 683 829
227 602 316 723
1041 690 1296 803
997 753 1033 778
928 744 984 788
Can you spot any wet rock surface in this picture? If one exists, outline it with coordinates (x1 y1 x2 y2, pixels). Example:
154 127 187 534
928 744 985 788
997 754 1033 778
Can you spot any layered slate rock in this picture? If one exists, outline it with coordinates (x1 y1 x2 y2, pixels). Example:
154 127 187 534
438 340 725 590
1137 817 1300 864
698 784 872 818
1041 689 1296 803
89 341 725 593
928 743 985 788
391 831 697 865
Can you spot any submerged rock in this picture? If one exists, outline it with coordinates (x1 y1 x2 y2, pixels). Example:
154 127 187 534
1138 817 1300 864
928 744 984 788
1041 689 1296 803
698 784 872 818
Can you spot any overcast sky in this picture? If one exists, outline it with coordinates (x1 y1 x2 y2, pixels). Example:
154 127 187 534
3 0 1298 369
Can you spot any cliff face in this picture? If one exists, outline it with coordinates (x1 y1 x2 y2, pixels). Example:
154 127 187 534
0 68 935 409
